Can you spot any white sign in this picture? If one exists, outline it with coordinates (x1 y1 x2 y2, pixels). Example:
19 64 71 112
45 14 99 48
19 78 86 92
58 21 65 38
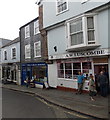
49 48 109 60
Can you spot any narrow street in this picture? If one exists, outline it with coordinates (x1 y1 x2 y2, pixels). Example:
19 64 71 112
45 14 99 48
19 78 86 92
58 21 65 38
2 88 91 119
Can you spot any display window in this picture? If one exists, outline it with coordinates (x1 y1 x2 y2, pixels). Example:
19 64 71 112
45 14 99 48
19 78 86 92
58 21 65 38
32 65 47 83
57 61 92 80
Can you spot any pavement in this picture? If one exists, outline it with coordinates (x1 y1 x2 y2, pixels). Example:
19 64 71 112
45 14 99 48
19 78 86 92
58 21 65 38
2 83 109 119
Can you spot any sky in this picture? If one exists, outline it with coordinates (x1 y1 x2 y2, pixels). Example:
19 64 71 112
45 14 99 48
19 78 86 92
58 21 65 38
0 0 39 40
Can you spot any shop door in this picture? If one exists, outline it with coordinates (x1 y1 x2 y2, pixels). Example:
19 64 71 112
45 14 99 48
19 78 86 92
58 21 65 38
94 64 108 76
94 64 109 93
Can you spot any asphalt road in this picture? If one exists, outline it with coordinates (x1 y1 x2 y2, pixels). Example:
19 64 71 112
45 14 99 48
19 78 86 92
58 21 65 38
2 88 92 119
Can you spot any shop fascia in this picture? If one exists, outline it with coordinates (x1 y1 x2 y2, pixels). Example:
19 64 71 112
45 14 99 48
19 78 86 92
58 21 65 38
49 48 110 60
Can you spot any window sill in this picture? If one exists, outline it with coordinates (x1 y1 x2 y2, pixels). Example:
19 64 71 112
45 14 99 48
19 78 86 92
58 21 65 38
56 9 69 16
66 44 101 52
58 78 77 81
34 55 41 58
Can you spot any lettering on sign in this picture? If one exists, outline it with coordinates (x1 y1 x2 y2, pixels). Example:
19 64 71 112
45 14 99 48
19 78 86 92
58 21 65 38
49 49 109 60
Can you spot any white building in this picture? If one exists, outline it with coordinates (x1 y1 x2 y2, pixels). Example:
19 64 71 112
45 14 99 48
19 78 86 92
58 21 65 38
37 0 110 91
1 37 21 85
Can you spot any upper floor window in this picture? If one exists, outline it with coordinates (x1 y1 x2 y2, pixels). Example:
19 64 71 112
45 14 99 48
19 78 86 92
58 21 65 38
57 0 68 14
34 20 40 35
25 44 31 59
34 41 41 57
25 25 30 38
11 47 16 59
66 14 99 50
70 18 83 46
4 50 7 60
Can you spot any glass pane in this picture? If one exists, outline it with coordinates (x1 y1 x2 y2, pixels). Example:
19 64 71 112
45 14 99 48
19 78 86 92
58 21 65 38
82 62 91 69
83 69 89 74
73 70 81 79
58 70 64 78
58 63 64 70
88 30 95 41
70 19 82 33
73 63 81 69
65 70 72 79
65 63 72 69
87 17 94 29
71 34 77 46
77 32 83 44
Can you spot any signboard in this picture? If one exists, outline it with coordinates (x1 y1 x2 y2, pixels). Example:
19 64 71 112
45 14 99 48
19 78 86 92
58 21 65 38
49 48 110 60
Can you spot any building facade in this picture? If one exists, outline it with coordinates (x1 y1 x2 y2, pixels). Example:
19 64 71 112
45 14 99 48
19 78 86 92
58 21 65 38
19 17 48 88
1 37 21 85
0 38 11 81
38 0 110 91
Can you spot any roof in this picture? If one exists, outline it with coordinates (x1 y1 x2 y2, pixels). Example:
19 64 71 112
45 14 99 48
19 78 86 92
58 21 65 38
19 17 39 30
2 37 20 48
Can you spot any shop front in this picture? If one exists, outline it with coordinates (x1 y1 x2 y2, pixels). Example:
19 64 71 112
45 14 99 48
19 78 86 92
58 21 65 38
49 48 109 92
21 63 48 88
2 63 20 84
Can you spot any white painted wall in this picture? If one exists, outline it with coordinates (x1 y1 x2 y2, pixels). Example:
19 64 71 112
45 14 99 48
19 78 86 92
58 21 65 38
48 61 57 88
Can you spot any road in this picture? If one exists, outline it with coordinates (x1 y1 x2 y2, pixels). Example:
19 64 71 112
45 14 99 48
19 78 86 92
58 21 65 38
2 88 92 119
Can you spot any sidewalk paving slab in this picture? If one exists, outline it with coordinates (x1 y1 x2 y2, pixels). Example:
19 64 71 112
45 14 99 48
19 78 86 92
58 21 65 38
2 84 109 119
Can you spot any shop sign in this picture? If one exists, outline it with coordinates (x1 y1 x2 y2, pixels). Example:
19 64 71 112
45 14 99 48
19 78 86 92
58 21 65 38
49 48 109 60
22 63 47 67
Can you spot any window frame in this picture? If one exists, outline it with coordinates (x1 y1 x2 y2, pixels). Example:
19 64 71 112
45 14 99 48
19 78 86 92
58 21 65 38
11 47 16 59
25 44 31 59
56 0 68 15
34 41 41 58
66 14 99 50
57 61 92 80
25 25 30 38
34 20 40 35
3 50 7 60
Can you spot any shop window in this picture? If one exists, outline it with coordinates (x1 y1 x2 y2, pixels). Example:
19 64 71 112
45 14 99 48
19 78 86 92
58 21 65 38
57 61 92 80
82 62 91 74
65 63 72 79
32 65 47 83
57 63 64 78
73 63 81 79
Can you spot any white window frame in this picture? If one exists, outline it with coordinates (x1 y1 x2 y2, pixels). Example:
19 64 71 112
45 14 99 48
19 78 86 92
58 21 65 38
3 50 7 60
25 44 31 59
34 20 40 35
11 47 16 59
66 14 99 50
56 0 68 15
34 41 41 58
25 25 30 38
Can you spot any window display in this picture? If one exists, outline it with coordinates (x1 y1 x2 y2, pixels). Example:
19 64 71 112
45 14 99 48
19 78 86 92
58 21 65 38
57 61 92 80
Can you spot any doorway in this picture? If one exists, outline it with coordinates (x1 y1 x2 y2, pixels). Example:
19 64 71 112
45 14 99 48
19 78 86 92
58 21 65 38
94 64 108 93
